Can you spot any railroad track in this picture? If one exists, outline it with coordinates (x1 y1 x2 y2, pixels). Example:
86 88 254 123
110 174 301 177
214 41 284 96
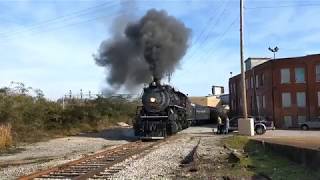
18 140 163 180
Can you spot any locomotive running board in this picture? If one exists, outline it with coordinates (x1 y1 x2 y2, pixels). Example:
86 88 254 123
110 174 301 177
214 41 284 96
140 115 168 118
140 136 165 140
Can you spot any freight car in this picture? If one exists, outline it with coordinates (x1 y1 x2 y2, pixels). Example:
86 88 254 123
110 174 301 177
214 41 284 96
133 80 218 139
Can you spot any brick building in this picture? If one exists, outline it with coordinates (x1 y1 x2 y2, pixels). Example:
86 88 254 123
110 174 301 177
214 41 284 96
229 54 320 128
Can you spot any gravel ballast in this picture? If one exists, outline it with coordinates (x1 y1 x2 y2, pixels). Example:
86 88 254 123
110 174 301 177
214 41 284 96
0 127 134 179
0 125 224 179
110 125 224 179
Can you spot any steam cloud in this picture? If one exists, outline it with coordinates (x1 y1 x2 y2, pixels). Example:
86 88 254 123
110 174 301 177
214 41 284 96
95 9 190 92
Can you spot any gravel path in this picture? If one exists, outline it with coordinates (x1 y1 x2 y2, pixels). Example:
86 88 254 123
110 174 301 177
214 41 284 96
0 127 135 179
110 124 224 179
252 130 320 150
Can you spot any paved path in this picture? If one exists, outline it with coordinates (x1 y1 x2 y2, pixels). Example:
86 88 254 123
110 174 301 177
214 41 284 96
252 130 320 150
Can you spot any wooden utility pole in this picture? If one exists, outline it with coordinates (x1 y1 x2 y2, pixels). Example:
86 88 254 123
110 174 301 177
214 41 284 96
240 0 248 119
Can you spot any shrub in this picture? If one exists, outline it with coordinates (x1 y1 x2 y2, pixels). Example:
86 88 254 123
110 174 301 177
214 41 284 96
0 83 138 148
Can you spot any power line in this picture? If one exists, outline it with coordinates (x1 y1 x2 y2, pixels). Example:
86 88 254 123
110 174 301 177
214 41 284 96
185 0 232 61
0 1 118 38
189 2 224 46
0 1 208 42
196 16 238 62
246 3 320 10
179 16 238 77
195 2 232 49
183 4 225 59
0 0 214 38
0 11 126 44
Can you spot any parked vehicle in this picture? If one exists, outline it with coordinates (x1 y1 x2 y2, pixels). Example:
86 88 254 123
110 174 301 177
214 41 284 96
299 118 320 130
228 116 275 135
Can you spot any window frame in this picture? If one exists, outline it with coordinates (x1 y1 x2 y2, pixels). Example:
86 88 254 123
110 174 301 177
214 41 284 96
280 68 290 84
260 73 264 86
317 91 320 107
295 67 305 83
296 92 306 108
316 64 320 82
282 92 291 108
246 79 249 90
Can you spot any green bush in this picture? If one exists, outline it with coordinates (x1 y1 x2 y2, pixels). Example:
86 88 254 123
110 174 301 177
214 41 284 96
0 83 137 146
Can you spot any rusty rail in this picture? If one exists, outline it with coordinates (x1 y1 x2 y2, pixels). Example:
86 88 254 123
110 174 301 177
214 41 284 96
19 141 155 180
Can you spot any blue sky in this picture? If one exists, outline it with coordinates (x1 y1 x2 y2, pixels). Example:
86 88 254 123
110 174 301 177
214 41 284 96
1 0 320 99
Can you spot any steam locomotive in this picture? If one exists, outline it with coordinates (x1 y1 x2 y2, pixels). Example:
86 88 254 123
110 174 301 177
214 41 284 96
133 80 216 139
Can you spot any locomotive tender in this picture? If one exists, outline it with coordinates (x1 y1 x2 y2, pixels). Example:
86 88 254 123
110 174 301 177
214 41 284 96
133 79 215 139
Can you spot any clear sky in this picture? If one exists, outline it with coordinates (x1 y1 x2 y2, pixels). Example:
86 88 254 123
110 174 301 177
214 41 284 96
1 0 320 99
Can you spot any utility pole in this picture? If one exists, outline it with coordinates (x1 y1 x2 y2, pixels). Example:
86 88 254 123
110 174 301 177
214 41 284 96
240 0 248 119
238 0 254 136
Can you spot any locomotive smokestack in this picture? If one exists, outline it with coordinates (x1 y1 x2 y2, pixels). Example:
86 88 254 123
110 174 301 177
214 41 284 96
94 9 190 92
153 76 160 86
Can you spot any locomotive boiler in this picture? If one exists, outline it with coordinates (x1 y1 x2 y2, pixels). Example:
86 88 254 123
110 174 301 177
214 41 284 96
133 79 191 139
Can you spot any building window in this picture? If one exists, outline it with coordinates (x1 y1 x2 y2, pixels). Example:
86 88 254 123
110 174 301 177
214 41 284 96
256 95 260 109
318 92 320 107
246 79 249 89
255 75 259 88
260 74 264 86
316 64 320 82
296 92 306 107
281 68 290 84
282 92 291 107
298 115 306 123
284 116 292 128
262 95 266 108
295 67 305 83
250 96 254 111
250 77 253 89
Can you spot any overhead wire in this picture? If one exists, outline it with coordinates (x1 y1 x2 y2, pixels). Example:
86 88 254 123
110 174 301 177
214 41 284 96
0 1 118 39
0 14 129 45
196 16 238 62
245 3 320 10
0 1 210 42
185 0 232 61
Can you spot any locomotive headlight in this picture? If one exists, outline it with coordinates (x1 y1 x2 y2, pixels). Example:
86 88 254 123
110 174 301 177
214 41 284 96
150 97 156 103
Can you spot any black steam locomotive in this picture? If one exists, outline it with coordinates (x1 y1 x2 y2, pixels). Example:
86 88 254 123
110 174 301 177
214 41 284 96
133 80 216 139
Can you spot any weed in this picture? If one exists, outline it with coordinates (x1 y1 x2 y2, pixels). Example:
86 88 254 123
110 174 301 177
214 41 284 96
223 135 320 180
0 124 12 149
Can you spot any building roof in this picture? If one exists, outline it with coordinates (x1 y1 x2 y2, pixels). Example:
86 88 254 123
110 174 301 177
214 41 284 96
230 53 320 81
244 57 271 63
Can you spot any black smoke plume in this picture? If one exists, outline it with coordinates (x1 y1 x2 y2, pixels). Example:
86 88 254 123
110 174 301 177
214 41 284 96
95 9 190 92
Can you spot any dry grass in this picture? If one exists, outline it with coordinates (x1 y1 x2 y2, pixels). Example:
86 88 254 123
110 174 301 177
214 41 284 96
0 124 13 149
